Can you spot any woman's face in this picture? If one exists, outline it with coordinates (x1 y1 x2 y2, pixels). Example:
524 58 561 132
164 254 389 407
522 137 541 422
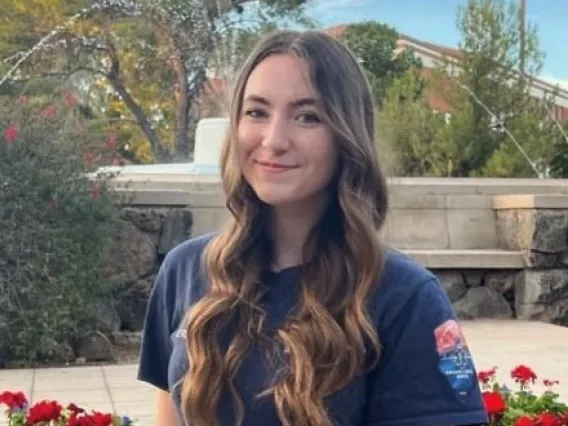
237 53 337 210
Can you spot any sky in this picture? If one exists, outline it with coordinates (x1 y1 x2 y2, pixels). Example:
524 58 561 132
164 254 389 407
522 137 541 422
305 0 568 88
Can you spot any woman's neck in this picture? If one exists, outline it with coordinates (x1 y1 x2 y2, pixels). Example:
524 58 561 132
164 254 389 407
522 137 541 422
269 196 327 271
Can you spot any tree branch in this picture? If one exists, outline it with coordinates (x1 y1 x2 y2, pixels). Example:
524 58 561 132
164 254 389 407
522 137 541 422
104 35 170 162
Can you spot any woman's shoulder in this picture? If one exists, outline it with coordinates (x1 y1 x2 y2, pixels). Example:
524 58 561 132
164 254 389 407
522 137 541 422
153 232 217 304
370 247 446 326
380 248 438 289
161 232 217 274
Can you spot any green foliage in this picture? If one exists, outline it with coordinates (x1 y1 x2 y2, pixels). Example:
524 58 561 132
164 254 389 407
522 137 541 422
0 93 122 366
379 0 564 177
378 67 453 176
340 21 422 106
547 125 568 178
0 0 311 164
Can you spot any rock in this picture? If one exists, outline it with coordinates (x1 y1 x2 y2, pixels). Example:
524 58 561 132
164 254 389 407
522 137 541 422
463 270 484 287
515 270 568 325
116 275 155 331
497 209 568 267
435 271 467 302
121 208 169 233
76 331 115 362
158 209 193 255
0 314 8 360
532 211 568 253
102 221 156 285
453 287 513 320
95 302 121 334
485 272 516 294
51 343 76 364
112 331 142 351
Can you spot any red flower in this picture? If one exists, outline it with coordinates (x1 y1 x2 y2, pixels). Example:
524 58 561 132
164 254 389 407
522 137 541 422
478 367 497 384
482 391 506 415
83 151 95 164
511 364 537 386
25 400 62 425
3 124 19 143
105 132 117 151
543 379 560 388
40 104 58 118
514 416 535 426
67 403 85 413
68 411 114 426
63 90 78 108
0 391 28 410
91 411 113 426
534 412 562 426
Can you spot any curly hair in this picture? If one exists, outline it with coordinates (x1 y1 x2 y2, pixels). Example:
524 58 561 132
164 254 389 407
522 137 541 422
180 30 390 426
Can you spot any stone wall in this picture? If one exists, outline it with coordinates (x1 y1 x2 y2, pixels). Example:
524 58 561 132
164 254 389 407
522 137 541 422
493 195 568 325
78 207 192 363
77 189 568 363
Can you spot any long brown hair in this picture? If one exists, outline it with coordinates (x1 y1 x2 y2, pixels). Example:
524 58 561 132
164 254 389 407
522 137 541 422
180 30 389 426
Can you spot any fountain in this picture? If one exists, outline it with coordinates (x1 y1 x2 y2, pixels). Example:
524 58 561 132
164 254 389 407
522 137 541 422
97 117 228 178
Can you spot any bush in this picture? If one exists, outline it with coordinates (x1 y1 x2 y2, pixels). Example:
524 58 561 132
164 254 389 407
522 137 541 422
0 92 122 366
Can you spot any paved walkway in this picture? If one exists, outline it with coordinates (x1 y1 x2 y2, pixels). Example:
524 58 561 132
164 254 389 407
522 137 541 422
1 320 567 426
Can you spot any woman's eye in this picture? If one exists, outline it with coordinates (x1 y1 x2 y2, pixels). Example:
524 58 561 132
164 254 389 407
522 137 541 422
297 113 321 124
244 109 266 119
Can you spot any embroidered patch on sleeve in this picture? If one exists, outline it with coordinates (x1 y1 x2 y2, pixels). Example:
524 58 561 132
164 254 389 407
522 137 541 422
434 319 476 397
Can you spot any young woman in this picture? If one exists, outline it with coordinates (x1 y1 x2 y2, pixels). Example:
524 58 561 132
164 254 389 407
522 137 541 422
138 30 489 426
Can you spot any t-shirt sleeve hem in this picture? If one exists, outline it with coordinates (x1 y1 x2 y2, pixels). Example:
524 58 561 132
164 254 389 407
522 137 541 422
364 409 488 426
137 370 170 393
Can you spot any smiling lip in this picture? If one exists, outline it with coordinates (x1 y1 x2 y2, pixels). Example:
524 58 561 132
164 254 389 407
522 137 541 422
255 161 298 173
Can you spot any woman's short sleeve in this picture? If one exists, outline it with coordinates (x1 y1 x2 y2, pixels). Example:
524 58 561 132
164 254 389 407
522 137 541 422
363 278 489 426
137 263 175 392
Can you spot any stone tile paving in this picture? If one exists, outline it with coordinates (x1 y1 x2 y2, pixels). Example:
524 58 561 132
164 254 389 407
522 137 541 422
0 319 567 426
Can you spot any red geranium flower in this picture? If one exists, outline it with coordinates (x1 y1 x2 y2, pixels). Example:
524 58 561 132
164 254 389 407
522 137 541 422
0 391 28 410
91 411 114 426
514 416 535 426
543 379 560 388
482 390 507 415
478 367 497 385
534 412 562 426
511 364 537 386
25 400 62 425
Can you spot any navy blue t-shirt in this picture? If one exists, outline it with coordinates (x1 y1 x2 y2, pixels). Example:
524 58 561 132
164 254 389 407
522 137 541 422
137 233 488 426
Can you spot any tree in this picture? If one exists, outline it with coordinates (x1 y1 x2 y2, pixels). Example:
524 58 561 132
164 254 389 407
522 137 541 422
0 0 311 163
379 0 565 177
339 21 422 107
378 67 452 177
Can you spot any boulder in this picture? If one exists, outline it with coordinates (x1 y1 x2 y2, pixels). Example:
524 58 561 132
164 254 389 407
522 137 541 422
453 287 513 320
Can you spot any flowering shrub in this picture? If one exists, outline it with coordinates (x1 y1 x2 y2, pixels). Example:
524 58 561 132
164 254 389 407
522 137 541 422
0 391 135 426
0 90 124 365
480 364 568 425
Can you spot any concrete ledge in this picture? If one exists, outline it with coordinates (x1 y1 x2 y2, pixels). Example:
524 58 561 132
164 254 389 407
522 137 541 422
493 194 568 210
105 175 568 195
388 177 568 195
402 249 525 269
116 189 225 207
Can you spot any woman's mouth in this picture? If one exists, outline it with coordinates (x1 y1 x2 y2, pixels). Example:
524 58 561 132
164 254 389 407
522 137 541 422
255 160 298 173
